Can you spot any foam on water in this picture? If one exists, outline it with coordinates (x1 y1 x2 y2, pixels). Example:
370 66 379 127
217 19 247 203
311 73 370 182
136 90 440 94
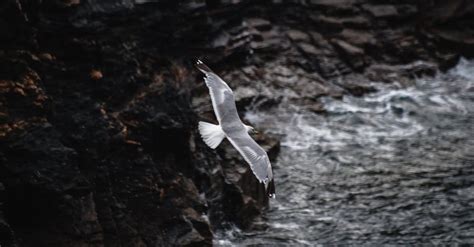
215 58 474 245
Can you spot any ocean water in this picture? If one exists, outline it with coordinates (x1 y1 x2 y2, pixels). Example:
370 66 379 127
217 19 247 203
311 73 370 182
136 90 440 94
216 58 474 245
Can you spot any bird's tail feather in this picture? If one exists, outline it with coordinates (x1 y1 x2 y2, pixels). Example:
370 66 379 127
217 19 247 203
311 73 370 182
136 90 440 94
198 121 225 149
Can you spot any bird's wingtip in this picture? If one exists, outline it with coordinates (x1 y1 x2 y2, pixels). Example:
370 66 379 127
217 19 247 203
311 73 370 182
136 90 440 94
195 59 213 73
266 178 275 199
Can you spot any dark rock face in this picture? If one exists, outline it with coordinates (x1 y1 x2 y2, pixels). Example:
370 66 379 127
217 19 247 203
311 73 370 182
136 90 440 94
0 0 473 246
0 49 214 246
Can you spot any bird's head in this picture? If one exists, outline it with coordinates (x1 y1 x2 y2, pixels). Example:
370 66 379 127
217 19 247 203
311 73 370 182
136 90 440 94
244 124 258 134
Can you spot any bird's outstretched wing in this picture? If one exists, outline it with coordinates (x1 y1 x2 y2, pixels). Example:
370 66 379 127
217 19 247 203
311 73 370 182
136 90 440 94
196 60 274 197
227 130 273 186
196 60 241 126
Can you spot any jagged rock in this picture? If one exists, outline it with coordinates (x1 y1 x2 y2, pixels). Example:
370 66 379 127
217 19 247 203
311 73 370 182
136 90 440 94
290 75 330 98
420 0 474 24
233 86 281 111
435 53 460 71
287 30 311 42
290 32 344 77
362 4 398 18
339 29 376 48
418 0 474 57
365 61 438 85
245 19 284 53
309 0 359 14
183 207 212 241
332 39 364 55
310 15 344 33
396 4 418 18
306 101 327 114
339 16 371 28
331 39 367 70
336 74 376 96
292 32 350 77
297 43 325 57
163 216 208 246
309 31 333 50
234 86 260 106
250 38 283 52
245 18 272 31
430 29 474 56
220 181 262 228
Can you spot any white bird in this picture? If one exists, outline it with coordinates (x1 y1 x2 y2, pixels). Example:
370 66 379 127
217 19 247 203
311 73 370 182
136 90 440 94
196 60 275 198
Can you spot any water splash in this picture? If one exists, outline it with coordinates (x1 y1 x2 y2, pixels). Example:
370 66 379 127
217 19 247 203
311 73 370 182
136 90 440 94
216 58 474 245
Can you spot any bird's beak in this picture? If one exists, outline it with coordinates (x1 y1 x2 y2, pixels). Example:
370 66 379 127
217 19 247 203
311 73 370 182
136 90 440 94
253 129 259 134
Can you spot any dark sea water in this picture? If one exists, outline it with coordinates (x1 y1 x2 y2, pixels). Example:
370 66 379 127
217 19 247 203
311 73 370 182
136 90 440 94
216 59 474 245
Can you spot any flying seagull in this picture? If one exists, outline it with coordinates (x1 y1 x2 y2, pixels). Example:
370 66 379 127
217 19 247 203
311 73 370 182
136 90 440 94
196 60 275 198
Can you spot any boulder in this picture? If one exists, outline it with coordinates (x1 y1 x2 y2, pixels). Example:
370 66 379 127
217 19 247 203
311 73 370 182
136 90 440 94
310 15 344 33
298 43 325 57
339 29 376 48
362 4 398 18
309 0 359 14
430 29 474 56
245 18 272 31
287 30 311 43
365 61 438 85
331 39 368 70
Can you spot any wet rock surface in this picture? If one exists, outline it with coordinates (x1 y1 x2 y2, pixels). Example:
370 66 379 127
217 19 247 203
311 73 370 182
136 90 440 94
0 0 473 246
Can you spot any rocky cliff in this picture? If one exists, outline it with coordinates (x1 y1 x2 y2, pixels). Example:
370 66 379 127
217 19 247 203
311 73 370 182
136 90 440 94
0 0 472 246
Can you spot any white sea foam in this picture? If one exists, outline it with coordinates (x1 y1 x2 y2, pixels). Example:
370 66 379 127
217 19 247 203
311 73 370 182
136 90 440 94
219 58 474 245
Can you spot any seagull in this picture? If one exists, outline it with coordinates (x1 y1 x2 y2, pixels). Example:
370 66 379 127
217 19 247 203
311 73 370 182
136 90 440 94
196 60 275 198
